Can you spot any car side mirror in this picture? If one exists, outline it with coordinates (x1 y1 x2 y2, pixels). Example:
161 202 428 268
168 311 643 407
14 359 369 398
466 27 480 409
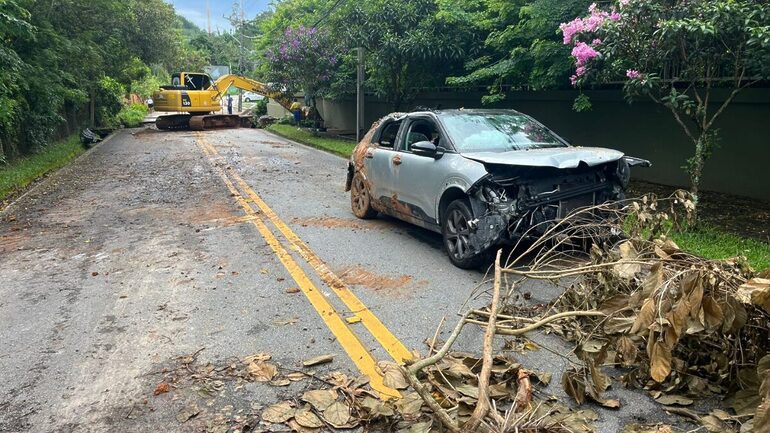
411 140 443 159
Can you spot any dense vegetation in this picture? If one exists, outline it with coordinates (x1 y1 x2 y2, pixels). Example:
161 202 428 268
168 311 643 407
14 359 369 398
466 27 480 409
0 0 250 164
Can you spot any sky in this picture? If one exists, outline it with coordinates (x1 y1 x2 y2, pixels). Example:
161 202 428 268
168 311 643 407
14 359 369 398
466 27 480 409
166 0 271 33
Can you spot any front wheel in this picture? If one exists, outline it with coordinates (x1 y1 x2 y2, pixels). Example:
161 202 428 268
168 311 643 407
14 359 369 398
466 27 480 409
442 199 489 269
350 172 377 219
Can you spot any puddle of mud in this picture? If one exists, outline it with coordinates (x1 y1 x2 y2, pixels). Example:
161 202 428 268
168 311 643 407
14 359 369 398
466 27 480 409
335 265 427 296
291 216 391 231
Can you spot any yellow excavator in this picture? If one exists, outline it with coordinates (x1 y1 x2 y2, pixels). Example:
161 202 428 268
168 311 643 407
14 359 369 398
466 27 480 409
152 72 295 130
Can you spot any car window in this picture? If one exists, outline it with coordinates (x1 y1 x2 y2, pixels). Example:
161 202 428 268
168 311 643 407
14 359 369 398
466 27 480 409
378 121 401 148
402 119 440 152
440 112 566 152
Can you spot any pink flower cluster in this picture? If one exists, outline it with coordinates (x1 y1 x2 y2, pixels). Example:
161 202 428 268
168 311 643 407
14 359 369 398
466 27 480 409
560 3 622 86
626 69 641 79
559 3 620 45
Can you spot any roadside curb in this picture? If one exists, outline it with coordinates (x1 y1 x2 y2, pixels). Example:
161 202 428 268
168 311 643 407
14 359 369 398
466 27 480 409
0 129 123 216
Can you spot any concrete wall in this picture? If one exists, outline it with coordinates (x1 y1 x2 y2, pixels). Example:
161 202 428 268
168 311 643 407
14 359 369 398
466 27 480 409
316 89 770 201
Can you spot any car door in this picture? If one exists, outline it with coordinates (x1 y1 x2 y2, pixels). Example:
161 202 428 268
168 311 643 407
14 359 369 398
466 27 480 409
389 115 451 224
363 119 402 211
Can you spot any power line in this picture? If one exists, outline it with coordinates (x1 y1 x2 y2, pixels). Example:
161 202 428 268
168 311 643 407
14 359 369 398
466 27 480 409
312 0 346 28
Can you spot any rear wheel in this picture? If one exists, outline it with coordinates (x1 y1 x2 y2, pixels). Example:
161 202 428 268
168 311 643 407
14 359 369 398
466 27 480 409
442 199 488 269
350 172 377 219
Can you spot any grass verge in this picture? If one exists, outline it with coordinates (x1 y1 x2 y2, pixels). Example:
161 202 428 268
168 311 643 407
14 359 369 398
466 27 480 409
0 135 85 202
670 225 770 271
266 124 355 158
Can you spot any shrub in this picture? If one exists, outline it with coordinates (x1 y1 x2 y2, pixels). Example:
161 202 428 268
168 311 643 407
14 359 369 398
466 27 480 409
115 103 148 128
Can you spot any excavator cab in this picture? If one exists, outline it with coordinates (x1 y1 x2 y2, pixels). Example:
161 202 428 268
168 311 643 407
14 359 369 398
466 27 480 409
161 73 214 91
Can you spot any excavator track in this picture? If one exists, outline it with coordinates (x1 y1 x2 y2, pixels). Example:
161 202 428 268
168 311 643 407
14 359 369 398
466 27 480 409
155 114 192 130
189 114 241 131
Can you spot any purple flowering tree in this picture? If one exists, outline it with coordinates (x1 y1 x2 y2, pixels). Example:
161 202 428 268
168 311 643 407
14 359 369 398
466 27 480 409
561 0 770 203
265 26 339 111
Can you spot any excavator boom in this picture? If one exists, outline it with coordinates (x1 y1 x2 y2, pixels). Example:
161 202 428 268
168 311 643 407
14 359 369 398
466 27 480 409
212 75 294 111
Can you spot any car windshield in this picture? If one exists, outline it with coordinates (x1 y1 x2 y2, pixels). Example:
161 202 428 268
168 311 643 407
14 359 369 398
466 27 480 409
440 112 567 152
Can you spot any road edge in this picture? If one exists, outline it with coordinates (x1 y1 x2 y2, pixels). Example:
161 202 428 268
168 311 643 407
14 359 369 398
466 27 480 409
0 129 124 216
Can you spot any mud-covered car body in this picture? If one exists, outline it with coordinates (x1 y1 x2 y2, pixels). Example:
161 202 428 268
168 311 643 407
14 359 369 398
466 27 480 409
345 109 649 267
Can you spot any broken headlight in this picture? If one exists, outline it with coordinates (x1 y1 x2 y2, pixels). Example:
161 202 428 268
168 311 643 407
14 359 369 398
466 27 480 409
615 158 631 188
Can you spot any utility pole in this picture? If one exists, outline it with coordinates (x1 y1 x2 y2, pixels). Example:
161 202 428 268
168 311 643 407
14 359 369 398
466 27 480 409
238 0 244 113
356 47 365 142
206 0 211 34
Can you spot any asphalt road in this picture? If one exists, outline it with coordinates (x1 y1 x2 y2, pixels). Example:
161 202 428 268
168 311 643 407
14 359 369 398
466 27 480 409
0 127 684 432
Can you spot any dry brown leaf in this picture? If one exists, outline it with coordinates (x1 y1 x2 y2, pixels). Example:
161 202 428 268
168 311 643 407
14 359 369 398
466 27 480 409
395 392 423 417
243 352 271 363
286 372 308 381
322 401 352 428
379 362 408 389
294 406 324 428
270 378 291 387
617 336 638 366
248 361 278 382
641 263 663 296
655 394 693 406
649 340 672 383
303 354 334 367
615 242 641 278
262 401 295 424
700 297 724 331
301 389 337 411
631 298 656 335
360 396 395 417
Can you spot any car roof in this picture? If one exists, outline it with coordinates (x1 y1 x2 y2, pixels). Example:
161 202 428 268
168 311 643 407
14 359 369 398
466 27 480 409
406 108 526 117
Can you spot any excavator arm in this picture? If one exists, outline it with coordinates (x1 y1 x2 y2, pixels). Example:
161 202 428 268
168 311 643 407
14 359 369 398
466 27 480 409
212 75 295 112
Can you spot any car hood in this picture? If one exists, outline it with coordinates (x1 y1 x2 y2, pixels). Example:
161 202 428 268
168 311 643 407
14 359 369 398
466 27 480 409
460 147 624 169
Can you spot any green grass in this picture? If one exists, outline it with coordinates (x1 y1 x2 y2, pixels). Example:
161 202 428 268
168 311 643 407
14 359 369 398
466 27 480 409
670 225 770 271
0 135 85 202
266 124 356 158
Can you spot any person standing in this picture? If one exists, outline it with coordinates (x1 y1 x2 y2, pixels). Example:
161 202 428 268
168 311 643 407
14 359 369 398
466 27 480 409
146 96 154 113
290 100 301 125
227 95 233 115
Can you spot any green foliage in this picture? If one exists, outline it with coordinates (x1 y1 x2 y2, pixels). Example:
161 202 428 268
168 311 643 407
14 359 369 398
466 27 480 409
340 0 475 109
130 72 166 99
0 135 84 201
115 103 148 128
447 0 591 101
254 98 268 116
0 0 195 163
266 124 356 158
96 76 125 127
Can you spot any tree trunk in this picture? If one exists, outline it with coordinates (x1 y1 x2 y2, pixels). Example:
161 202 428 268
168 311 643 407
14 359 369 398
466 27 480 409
688 135 708 222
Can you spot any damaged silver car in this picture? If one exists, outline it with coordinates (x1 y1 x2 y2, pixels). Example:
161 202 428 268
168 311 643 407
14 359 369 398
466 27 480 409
345 109 650 269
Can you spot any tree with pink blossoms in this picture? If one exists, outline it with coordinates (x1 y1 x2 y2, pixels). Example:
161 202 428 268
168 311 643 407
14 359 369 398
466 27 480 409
560 0 770 205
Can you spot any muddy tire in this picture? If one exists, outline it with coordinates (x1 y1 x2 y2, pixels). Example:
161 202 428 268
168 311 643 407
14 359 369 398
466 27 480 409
350 172 377 219
442 199 488 269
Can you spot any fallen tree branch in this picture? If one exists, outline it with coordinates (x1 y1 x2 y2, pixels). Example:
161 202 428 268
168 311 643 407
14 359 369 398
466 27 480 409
465 311 607 336
464 250 503 432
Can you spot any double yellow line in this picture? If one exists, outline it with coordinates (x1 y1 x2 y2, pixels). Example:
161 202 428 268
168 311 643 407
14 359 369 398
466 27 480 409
195 133 411 398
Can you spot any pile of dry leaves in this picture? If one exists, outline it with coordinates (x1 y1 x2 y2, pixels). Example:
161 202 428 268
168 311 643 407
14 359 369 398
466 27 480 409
489 192 770 433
